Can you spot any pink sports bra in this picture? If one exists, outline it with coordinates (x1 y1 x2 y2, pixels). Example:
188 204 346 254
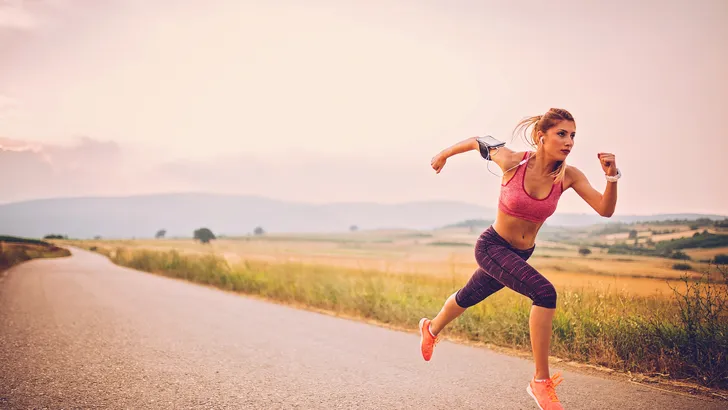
498 151 563 224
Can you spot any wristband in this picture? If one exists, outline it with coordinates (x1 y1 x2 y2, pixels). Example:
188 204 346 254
605 168 621 182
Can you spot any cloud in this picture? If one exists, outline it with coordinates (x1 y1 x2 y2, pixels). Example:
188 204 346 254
0 136 132 201
0 136 42 152
0 1 39 30
153 152 476 205
0 94 21 118
43 136 122 168
0 137 449 205
0 0 71 31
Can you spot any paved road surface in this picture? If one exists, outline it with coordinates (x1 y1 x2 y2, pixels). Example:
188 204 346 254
0 248 723 409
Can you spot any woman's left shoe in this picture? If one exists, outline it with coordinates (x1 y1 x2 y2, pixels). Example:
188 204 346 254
418 318 439 361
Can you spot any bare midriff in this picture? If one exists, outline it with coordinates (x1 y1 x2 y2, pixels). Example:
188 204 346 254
491 209 544 251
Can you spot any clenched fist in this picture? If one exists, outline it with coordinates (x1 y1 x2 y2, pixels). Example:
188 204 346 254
431 153 447 174
598 152 618 176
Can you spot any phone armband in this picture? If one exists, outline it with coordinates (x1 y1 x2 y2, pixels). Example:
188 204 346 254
476 135 505 160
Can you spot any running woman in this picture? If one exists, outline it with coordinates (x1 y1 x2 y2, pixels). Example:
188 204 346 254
422 108 620 410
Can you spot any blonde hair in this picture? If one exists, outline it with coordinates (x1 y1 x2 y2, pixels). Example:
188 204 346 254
512 108 574 183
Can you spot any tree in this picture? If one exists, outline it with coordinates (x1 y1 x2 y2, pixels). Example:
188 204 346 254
628 230 638 239
578 247 592 256
669 251 691 261
193 228 216 244
155 229 166 239
253 226 265 236
714 219 728 228
349 225 358 232
714 254 728 265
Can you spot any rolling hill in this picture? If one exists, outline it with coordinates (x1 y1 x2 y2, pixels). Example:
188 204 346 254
0 193 725 239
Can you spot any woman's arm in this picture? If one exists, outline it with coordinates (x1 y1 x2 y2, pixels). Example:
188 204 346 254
441 137 479 157
431 137 518 174
569 153 619 217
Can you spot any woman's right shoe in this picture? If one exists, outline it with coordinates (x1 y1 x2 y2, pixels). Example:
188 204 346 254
526 372 565 409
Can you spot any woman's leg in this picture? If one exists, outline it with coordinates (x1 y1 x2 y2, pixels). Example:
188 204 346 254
429 292 465 335
430 268 504 335
530 305 556 380
419 268 504 361
474 243 557 379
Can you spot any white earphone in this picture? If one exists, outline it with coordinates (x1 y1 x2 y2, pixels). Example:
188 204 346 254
485 134 543 177
485 147 529 177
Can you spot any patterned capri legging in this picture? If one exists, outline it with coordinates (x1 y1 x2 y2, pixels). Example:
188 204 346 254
455 225 557 309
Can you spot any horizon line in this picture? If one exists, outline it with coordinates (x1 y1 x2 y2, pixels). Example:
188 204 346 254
1 191 726 219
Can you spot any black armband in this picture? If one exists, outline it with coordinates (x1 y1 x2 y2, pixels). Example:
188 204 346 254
476 135 506 160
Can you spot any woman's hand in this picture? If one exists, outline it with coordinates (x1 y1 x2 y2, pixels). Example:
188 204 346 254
431 152 447 174
598 152 618 176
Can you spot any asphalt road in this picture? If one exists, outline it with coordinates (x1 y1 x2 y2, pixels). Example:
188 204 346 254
0 248 724 409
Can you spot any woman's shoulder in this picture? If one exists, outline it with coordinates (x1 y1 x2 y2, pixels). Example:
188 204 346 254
565 164 586 177
563 164 587 189
490 147 529 174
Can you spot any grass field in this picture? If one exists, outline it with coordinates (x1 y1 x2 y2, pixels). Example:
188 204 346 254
685 246 728 261
72 230 712 297
0 237 71 271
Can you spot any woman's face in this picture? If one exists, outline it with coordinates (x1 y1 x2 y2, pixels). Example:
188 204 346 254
542 120 575 159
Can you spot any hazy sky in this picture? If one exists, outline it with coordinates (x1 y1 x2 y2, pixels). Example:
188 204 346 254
1 0 727 215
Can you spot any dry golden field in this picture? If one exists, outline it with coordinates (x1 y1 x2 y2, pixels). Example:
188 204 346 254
72 226 720 297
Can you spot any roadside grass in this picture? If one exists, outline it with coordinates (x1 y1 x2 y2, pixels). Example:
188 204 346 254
84 244 728 389
0 237 71 271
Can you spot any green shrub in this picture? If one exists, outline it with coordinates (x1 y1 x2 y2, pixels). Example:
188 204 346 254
714 254 728 265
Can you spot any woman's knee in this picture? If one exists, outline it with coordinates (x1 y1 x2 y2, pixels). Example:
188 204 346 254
532 282 557 309
454 288 478 308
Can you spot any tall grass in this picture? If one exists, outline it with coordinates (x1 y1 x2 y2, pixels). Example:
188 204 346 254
100 246 727 388
0 242 71 271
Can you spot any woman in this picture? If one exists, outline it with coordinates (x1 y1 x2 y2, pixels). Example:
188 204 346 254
421 108 619 410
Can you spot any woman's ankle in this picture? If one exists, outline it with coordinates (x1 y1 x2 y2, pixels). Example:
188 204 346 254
429 320 441 336
534 370 550 380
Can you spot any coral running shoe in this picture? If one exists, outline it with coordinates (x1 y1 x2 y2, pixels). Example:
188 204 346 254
418 318 439 361
527 372 565 409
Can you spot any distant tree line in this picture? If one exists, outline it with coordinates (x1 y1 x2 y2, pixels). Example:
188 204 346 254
655 231 728 252
605 232 728 261
2 236 53 246
635 217 722 227
594 223 631 236
187 225 268 244
650 229 679 235
715 219 728 228
443 219 494 229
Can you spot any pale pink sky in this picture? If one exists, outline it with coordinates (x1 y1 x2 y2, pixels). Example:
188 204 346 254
1 0 726 215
